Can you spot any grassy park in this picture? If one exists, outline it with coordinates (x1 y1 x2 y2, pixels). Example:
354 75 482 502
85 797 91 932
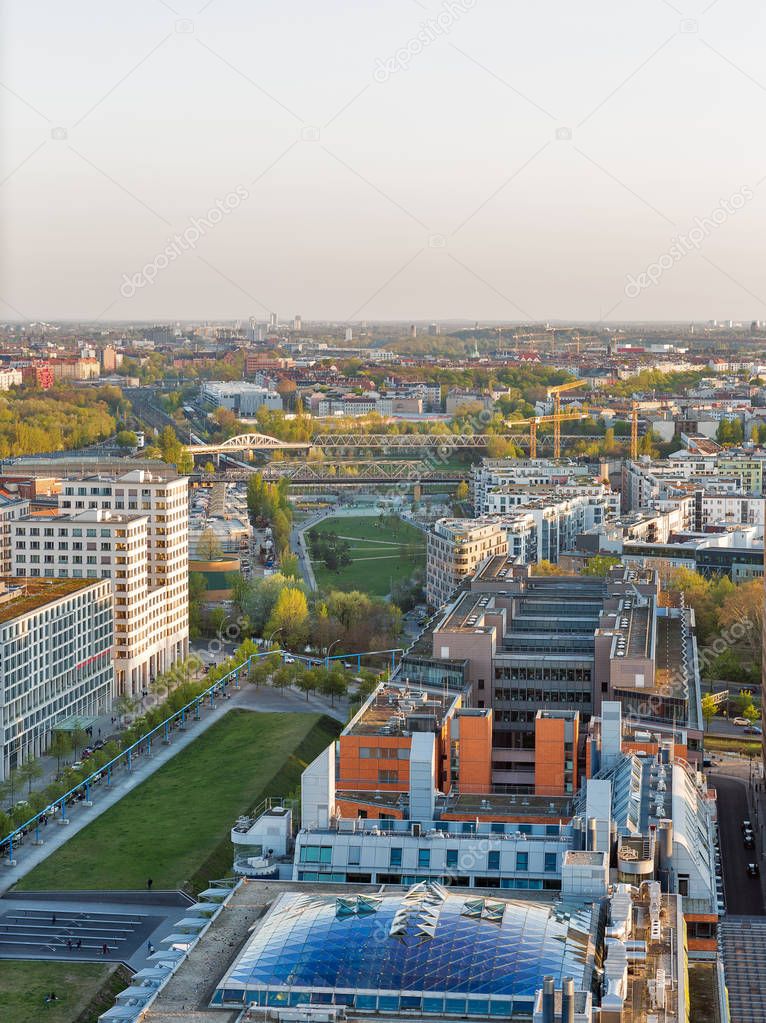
15 710 339 894
308 514 426 597
0 961 130 1023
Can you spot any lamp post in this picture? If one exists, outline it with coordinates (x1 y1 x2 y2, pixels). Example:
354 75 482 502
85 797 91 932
325 638 342 672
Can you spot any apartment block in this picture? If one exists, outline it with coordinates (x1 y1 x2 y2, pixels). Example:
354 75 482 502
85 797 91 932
0 493 30 574
426 518 508 607
0 577 114 781
11 468 189 695
12 508 181 696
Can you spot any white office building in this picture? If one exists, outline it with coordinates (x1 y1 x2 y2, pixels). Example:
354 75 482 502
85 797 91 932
0 577 114 781
13 469 189 696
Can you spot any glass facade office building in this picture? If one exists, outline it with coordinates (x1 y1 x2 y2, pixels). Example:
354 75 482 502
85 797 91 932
214 882 598 1017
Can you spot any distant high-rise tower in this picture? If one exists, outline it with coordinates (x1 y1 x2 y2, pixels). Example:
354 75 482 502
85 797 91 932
409 324 417 338
293 315 302 332
429 322 440 336
345 327 353 342
269 312 278 329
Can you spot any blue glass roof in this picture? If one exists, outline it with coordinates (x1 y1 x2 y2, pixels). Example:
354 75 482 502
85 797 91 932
216 883 595 1010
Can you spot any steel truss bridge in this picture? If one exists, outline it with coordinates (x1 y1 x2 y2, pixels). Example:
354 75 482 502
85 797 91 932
199 461 469 484
188 431 606 455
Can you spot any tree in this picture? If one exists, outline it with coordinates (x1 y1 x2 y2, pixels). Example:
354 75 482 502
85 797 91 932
455 480 470 502
114 695 138 725
717 579 763 664
701 693 718 733
116 429 138 448
48 731 72 775
70 724 89 760
583 555 620 577
321 670 348 707
16 758 43 796
532 560 568 576
265 587 310 650
744 702 760 724
196 527 223 561
296 668 319 701
280 552 300 578
204 461 216 474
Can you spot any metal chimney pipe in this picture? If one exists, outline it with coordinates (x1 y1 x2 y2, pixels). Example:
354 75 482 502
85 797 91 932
542 975 555 1023
561 976 575 1023
588 818 598 851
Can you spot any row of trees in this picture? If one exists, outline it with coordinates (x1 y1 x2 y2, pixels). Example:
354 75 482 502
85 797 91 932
246 473 293 558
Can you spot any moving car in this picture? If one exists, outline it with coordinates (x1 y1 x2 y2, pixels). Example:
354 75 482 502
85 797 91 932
744 831 755 849
747 863 761 878
733 717 752 727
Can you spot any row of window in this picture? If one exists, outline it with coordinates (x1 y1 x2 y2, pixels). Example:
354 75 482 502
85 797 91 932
299 845 557 872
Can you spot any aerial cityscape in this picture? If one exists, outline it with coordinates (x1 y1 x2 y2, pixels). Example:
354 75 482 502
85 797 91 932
3 3 766 1023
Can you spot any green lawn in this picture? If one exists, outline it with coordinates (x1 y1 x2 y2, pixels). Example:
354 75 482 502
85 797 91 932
15 710 340 894
308 514 426 596
0 961 129 1023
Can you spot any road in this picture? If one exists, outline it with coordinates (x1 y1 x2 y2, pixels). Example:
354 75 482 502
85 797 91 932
712 772 765 915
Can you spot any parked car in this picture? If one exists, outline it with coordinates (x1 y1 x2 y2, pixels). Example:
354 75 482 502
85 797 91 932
733 717 751 727
283 655 295 664
744 725 763 735
747 863 761 878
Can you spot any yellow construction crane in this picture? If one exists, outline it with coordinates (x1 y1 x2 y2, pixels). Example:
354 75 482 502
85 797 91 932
506 411 588 459
547 381 587 458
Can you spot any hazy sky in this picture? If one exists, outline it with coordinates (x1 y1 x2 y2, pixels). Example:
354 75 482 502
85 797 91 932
3 0 766 323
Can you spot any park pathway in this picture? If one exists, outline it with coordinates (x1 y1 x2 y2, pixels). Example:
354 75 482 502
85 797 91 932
1 685 346 895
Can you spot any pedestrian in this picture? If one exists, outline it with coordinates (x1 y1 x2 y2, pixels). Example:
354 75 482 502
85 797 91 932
147 941 155 955
102 942 109 956
51 914 56 926
77 938 82 949
67 938 72 951
147 878 153 890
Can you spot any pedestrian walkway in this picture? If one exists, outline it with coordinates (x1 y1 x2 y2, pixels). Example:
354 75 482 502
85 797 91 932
0 891 191 968
1 683 346 894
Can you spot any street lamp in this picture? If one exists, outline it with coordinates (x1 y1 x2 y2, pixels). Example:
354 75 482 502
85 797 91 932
325 638 342 671
266 627 283 651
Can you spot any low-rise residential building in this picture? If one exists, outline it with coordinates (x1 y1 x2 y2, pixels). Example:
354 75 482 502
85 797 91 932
0 576 114 781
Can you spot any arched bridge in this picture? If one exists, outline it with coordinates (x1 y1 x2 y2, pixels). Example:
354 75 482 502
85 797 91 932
187 433 311 454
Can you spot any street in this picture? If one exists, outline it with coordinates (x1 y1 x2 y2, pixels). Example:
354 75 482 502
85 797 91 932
711 771 765 916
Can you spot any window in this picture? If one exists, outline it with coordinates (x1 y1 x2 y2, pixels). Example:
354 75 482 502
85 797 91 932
487 850 500 870
348 846 361 865
378 769 398 784
418 848 430 869
446 849 458 868
299 845 331 864
516 851 529 872
389 847 402 867
544 852 557 872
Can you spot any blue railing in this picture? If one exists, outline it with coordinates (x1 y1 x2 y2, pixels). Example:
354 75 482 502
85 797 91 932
0 649 282 861
1 645 405 862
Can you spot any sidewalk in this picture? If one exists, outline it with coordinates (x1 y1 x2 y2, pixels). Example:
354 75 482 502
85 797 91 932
1 683 345 894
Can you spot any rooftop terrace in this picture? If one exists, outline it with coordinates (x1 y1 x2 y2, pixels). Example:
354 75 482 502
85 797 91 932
343 683 460 738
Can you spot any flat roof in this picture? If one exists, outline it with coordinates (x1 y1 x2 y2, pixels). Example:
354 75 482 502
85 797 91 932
344 682 460 738
0 576 98 625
